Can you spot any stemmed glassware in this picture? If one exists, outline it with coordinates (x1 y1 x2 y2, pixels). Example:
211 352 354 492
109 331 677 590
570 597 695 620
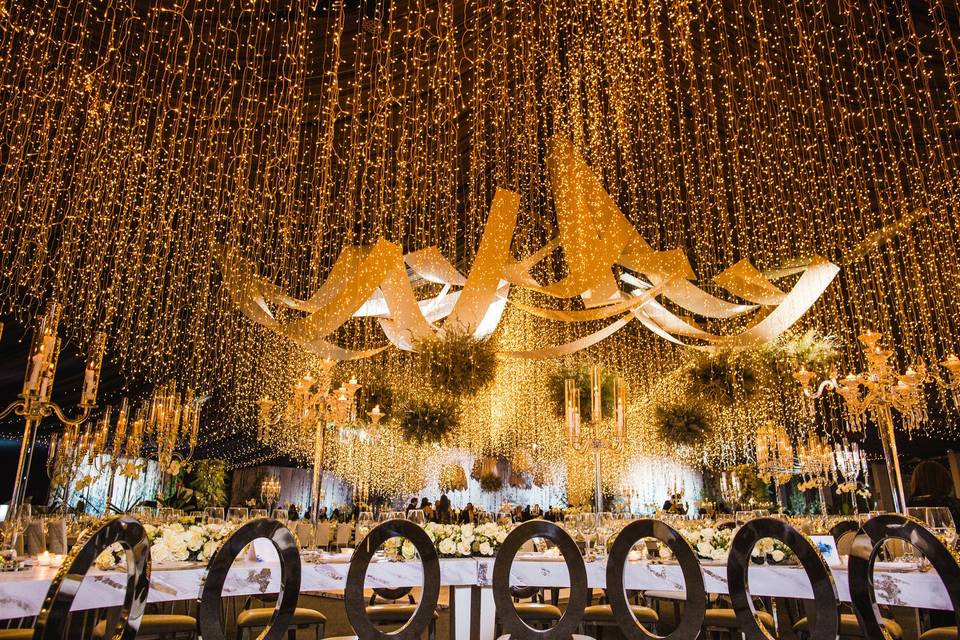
227 507 248 524
497 510 514 528
204 507 225 524
357 511 374 539
578 512 597 557
407 509 426 527
596 512 616 557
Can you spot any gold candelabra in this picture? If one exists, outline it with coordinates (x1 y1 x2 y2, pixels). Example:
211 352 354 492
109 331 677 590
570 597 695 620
98 400 147 513
565 366 626 516
832 440 869 513
255 359 364 523
144 381 204 476
796 433 834 512
755 422 794 510
260 475 281 505
0 302 106 520
793 330 948 512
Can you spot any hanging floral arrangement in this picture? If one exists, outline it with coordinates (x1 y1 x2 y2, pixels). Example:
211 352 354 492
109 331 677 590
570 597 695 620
415 330 498 396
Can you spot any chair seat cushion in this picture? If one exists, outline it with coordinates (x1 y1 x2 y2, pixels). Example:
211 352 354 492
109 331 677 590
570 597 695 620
364 604 439 622
644 590 686 600
237 607 327 627
705 608 775 631
94 614 197 638
584 604 659 624
513 602 562 622
0 630 34 640
794 614 901 639
920 628 958 640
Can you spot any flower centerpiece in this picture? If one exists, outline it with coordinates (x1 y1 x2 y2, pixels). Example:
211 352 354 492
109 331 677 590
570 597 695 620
383 522 509 559
95 520 238 569
679 525 732 561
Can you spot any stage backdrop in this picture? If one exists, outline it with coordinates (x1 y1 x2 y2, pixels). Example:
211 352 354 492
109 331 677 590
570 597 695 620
230 466 353 515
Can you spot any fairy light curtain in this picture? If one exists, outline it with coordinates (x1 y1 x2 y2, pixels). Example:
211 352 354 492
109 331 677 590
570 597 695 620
1 0 960 464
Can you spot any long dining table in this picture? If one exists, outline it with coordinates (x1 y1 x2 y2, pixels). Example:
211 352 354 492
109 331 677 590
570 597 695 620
0 541 951 640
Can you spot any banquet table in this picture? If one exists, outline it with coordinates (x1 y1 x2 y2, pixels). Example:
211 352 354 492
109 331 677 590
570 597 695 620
0 547 951 640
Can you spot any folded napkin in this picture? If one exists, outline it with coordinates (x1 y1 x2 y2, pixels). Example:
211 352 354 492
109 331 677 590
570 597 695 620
46 520 67 554
24 521 45 555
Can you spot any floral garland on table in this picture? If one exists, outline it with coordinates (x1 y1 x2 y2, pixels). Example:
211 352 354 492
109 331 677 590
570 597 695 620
95 521 238 569
383 522 509 559
677 524 795 564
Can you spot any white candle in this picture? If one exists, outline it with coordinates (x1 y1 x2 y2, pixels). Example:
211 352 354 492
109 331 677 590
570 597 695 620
38 551 50 566
50 554 64 568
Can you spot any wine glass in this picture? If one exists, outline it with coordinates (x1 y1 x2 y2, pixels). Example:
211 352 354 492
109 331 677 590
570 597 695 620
204 507 225 524
408 509 426 528
578 512 597 556
596 512 616 557
227 507 248 524
497 510 513 528
357 511 374 539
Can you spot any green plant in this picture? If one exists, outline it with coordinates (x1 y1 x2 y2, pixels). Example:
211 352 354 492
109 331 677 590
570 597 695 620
547 367 616 421
399 398 459 443
190 459 228 509
479 472 503 493
655 402 712 445
688 351 758 404
415 330 498 396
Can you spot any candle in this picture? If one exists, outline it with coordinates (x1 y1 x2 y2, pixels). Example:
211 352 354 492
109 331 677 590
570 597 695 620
38 551 50 566
50 554 64 568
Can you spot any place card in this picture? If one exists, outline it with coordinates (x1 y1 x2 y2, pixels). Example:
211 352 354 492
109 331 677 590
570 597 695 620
809 535 842 567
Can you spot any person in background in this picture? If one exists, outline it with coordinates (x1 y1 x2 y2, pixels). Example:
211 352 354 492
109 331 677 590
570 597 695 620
75 497 86 516
331 508 340 522
406 497 418 515
522 505 531 521
304 507 312 521
662 496 674 512
459 502 475 524
437 494 451 523
420 497 434 521
288 503 300 521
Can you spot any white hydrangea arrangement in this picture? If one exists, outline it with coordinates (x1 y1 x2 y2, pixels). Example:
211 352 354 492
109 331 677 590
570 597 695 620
753 538 795 564
679 526 732 561
383 522 510 559
95 521 238 569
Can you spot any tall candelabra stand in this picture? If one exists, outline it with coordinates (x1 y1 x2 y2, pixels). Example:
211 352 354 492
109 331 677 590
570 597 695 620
565 366 626 517
796 434 834 514
0 302 106 520
256 360 364 524
719 470 741 509
260 475 281 507
144 382 204 504
755 422 794 511
833 440 869 514
45 422 91 513
98 400 147 514
793 330 954 513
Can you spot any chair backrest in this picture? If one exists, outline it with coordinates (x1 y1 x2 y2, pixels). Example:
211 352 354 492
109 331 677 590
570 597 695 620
315 523 331 547
295 522 314 548
335 523 353 545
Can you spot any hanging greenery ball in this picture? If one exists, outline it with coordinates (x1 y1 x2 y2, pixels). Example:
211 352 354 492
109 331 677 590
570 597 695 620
415 330 498 396
479 472 503 493
655 402 712 446
399 397 459 444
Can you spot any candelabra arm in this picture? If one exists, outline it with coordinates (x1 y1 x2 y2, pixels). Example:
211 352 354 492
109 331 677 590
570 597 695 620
0 400 23 421
48 403 92 427
804 378 838 399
